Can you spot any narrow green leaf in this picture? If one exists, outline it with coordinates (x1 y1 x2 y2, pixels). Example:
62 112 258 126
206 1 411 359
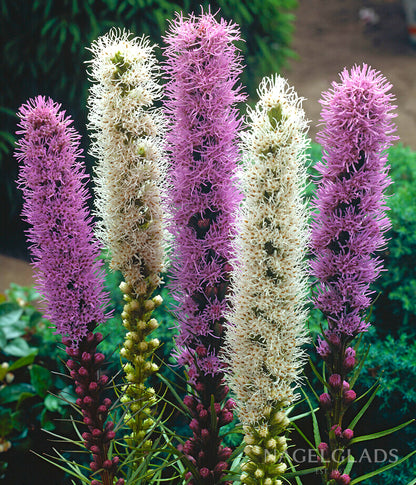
308 357 328 389
348 385 380 430
291 421 317 452
350 450 416 484
349 344 370 388
407 477 416 485
41 17 57 36
344 455 355 475
350 419 414 444
301 386 321 448
284 465 325 478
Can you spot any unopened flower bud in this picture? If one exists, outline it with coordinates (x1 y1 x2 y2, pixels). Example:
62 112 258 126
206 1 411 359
319 392 332 410
329 373 342 391
343 389 356 405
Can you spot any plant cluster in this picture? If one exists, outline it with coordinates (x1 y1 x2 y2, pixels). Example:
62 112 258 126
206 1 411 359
3 8 415 485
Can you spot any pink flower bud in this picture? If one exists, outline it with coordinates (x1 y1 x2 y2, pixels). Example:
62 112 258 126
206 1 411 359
225 398 236 410
199 409 208 420
94 353 105 364
66 347 78 357
218 446 232 460
82 432 92 441
201 428 209 440
97 405 107 413
81 352 92 362
328 333 341 349
319 392 332 411
90 461 99 471
343 355 355 372
105 421 114 431
220 410 233 425
90 445 100 453
183 440 194 455
342 428 354 442
318 442 329 459
184 395 196 409
198 450 205 460
200 468 210 479
328 373 342 391
343 380 350 391
331 425 343 440
214 461 228 473
116 478 125 485
213 402 221 414
87 332 95 343
195 382 204 392
106 430 116 440
103 398 112 408
329 470 341 480
189 419 200 432
339 474 351 485
83 417 93 426
75 386 84 396
95 332 104 343
83 396 93 406
89 382 99 392
78 366 88 377
76 398 83 407
103 459 113 469
99 374 109 385
62 337 72 347
66 359 76 369
343 389 356 405
92 428 102 438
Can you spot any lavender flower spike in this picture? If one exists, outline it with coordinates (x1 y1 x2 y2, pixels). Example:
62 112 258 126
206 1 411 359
225 75 310 485
15 97 122 485
16 96 109 343
163 11 245 484
311 64 397 482
311 64 398 346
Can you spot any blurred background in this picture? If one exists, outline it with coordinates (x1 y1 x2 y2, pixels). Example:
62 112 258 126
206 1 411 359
0 1 416 484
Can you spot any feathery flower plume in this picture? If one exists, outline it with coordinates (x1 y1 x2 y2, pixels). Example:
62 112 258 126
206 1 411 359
15 96 121 485
225 75 310 485
163 11 245 484
87 29 166 457
310 64 397 481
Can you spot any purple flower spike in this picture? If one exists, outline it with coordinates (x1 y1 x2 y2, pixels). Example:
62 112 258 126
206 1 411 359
163 11 245 484
15 96 110 345
310 65 398 483
311 64 398 340
15 96 120 484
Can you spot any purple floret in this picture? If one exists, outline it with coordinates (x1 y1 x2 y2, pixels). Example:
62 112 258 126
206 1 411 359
163 11 245 484
15 96 110 344
311 64 398 346
163 11 244 378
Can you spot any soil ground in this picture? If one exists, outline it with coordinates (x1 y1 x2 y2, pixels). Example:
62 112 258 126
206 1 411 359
1 0 415 292
282 0 416 148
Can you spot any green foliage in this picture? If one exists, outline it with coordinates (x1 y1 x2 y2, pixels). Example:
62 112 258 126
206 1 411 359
0 284 76 481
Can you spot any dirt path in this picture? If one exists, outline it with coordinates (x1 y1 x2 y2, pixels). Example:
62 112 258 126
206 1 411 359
282 0 416 148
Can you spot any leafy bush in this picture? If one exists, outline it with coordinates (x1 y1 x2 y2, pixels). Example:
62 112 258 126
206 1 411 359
0 284 75 482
